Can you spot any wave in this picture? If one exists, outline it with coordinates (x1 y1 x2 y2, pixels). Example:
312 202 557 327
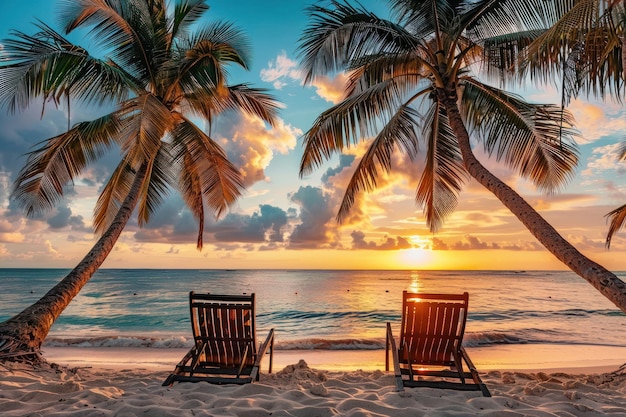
44 330 615 350
44 335 192 349
463 332 527 346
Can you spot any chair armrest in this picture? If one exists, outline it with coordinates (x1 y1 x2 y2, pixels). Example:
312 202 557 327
386 323 404 392
460 346 491 397
255 328 275 373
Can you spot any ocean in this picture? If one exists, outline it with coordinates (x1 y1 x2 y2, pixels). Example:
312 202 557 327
1 269 625 353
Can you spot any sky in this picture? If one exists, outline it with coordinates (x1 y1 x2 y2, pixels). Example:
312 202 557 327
0 1 626 271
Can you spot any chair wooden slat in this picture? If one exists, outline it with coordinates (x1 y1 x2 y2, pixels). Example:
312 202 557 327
386 291 490 396
163 292 274 386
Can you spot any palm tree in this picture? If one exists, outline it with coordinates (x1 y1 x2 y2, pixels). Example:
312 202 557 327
480 0 626 246
297 0 626 312
0 0 279 361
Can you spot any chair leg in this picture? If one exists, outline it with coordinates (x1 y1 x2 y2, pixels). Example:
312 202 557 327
451 349 465 384
189 343 206 377
268 335 274 374
237 345 250 378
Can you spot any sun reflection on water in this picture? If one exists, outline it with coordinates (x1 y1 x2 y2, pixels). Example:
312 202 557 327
409 272 421 293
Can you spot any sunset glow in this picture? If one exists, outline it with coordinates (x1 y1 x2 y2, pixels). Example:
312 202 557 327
399 248 432 268
0 2 625 271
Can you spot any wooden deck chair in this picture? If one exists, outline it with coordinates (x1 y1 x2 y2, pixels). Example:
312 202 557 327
163 292 274 385
386 291 490 396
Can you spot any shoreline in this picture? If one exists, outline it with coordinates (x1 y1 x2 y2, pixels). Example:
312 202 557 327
42 343 626 374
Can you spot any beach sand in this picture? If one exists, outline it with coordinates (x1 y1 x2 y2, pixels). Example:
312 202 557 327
2 346 626 416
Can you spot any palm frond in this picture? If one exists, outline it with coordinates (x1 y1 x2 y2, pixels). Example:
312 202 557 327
389 0 452 35
468 0 574 39
173 23 251 100
189 21 251 67
60 0 156 83
185 84 280 127
416 100 467 232
337 104 421 222
606 204 626 248
559 42 586 106
93 159 136 234
11 113 122 216
481 29 545 79
462 78 579 192
171 117 244 218
136 145 176 227
575 18 624 99
522 9 591 76
472 0 584 81
518 1 621 94
171 0 210 41
345 51 431 97
0 22 133 112
298 0 417 84
300 76 415 176
117 94 174 165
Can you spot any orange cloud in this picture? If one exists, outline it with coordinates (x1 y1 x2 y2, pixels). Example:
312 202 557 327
214 113 300 187
310 73 350 104
568 99 626 143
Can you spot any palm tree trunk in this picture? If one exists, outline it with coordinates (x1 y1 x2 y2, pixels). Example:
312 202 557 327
0 163 148 361
438 88 626 313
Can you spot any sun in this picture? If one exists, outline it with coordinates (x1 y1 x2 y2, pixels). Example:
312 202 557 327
397 235 433 268
400 247 431 266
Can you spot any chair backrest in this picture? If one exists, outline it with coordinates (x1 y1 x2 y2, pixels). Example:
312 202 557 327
189 292 257 367
399 291 469 365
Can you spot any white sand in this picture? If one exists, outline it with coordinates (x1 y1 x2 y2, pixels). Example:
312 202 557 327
2 346 626 416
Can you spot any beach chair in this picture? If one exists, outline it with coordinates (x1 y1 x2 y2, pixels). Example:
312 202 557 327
386 291 490 396
162 292 274 385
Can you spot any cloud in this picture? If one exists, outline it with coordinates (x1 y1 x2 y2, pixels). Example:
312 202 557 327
0 217 25 243
350 230 413 250
432 234 543 251
261 51 350 104
432 237 449 250
44 240 59 255
582 142 625 178
288 185 338 248
213 112 300 187
132 195 197 244
309 73 350 104
567 99 626 144
46 203 90 233
260 51 302 90
0 101 66 177
212 204 289 243
565 233 606 250
132 201 291 248
165 246 179 254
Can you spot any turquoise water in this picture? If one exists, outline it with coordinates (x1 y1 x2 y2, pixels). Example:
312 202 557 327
0 269 624 350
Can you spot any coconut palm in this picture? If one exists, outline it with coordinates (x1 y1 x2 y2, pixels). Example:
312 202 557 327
297 0 626 311
0 0 279 361
479 0 626 246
